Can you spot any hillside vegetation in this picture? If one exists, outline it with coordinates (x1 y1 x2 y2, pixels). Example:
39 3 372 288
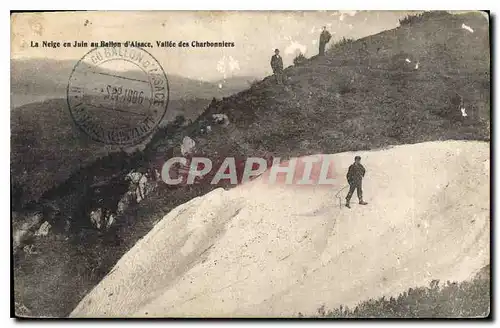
186 11 488 164
314 265 490 318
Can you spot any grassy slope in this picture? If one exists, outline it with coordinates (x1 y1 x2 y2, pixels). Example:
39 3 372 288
10 99 117 205
14 12 490 317
188 11 489 163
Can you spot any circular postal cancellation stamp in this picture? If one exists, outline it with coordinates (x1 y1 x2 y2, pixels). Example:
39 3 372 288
67 47 169 145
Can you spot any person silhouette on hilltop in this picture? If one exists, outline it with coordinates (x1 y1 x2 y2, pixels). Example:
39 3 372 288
319 26 332 56
345 156 368 208
210 97 217 108
270 49 284 84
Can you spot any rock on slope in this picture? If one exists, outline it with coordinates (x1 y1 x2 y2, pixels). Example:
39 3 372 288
70 140 489 317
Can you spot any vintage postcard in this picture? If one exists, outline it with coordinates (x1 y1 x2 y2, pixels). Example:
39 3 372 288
11 10 490 318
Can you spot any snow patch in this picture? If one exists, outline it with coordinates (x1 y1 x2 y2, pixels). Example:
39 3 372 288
212 113 230 126
35 221 51 237
71 141 490 318
181 136 196 156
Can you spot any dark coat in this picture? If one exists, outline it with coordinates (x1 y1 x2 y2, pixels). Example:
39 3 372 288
346 163 365 184
320 30 332 45
270 54 283 72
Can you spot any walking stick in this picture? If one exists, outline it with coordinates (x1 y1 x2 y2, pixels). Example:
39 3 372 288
335 185 349 209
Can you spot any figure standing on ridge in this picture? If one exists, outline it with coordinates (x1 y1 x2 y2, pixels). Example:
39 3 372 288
270 49 284 84
210 97 217 108
319 26 332 56
345 156 368 208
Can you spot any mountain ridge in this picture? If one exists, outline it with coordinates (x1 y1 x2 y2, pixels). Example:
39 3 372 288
11 58 255 107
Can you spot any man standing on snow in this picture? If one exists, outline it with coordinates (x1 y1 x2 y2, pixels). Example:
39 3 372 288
345 156 368 208
270 48 284 84
319 26 332 56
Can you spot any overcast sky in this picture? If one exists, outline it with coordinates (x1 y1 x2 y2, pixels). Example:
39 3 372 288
12 11 419 81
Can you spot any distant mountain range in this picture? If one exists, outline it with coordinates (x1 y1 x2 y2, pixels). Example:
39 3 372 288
11 58 256 108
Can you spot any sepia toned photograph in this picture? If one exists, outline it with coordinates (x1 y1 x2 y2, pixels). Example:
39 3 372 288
10 10 490 318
